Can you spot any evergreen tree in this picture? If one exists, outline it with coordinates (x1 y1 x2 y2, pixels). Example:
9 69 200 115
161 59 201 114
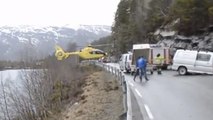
111 0 212 56
112 0 130 55
171 0 213 35
145 0 173 32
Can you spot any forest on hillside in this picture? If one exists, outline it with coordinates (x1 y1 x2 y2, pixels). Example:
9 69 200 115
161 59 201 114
93 0 213 57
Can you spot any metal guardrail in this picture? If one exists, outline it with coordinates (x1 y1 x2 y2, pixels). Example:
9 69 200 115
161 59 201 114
93 61 127 119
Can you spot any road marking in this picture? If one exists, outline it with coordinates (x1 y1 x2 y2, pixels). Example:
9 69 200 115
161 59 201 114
144 104 154 120
129 82 134 87
127 82 132 120
135 89 142 98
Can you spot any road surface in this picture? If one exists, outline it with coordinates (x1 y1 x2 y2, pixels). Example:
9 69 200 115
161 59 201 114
107 63 213 120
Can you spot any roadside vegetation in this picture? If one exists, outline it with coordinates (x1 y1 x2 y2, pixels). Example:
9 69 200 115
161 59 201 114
0 56 101 120
57 71 124 120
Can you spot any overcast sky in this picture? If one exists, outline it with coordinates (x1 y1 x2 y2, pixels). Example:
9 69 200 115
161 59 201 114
0 0 120 26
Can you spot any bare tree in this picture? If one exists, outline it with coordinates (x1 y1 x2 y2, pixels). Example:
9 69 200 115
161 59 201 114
0 42 88 120
0 74 11 120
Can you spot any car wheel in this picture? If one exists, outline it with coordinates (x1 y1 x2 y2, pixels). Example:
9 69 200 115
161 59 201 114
178 66 187 75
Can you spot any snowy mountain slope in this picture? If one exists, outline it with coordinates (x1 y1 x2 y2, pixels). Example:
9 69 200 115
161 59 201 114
0 25 111 60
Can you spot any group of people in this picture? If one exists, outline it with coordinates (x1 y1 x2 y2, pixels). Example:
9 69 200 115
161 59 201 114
133 53 164 82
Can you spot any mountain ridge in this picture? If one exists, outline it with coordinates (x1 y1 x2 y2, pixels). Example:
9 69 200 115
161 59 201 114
0 25 111 61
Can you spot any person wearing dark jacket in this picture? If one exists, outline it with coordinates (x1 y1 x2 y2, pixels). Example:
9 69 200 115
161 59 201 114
135 56 149 82
143 57 149 81
133 57 140 81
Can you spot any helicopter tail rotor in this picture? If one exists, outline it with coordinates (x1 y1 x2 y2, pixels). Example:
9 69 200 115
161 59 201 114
55 45 70 60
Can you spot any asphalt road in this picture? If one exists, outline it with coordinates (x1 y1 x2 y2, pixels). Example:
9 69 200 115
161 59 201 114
106 63 213 120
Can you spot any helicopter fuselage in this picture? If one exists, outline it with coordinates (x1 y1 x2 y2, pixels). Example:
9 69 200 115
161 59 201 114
77 47 106 59
55 45 106 60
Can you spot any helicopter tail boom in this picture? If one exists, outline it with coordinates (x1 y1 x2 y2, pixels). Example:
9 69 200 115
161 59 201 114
55 45 78 60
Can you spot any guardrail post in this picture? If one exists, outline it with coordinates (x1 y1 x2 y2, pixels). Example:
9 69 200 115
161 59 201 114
122 75 126 92
117 69 120 81
115 68 117 79
121 75 127 116
110 66 112 73
119 71 122 85
113 67 115 75
108 66 110 72
123 78 127 94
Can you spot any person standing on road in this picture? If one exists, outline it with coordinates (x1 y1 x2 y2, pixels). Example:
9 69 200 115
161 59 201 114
133 57 140 81
138 56 149 82
143 57 149 81
155 53 164 74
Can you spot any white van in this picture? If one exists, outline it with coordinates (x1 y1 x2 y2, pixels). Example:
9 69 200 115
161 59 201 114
172 49 213 75
119 52 132 73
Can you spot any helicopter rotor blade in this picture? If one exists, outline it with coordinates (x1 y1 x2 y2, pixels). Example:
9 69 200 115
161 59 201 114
76 44 113 47
90 44 113 47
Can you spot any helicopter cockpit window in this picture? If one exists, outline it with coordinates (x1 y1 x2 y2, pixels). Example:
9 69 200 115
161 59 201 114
89 51 96 54
90 50 105 54
95 51 104 54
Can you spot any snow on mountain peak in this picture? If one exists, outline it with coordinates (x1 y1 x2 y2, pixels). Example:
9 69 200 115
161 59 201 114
62 24 111 34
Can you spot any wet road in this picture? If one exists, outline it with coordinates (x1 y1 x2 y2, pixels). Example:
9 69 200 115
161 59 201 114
107 63 213 120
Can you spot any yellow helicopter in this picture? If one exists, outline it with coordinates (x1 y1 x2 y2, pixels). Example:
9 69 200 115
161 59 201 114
55 45 107 60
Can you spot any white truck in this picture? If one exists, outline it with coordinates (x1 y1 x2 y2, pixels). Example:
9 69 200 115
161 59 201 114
131 44 171 74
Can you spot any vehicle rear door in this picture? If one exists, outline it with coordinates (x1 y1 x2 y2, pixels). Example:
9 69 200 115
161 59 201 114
125 54 132 70
195 53 212 73
173 50 197 71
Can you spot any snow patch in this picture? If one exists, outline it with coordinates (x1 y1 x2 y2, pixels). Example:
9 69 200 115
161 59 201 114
0 29 11 34
2 39 9 44
31 38 40 46
17 36 29 43
78 25 111 34
63 24 80 30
